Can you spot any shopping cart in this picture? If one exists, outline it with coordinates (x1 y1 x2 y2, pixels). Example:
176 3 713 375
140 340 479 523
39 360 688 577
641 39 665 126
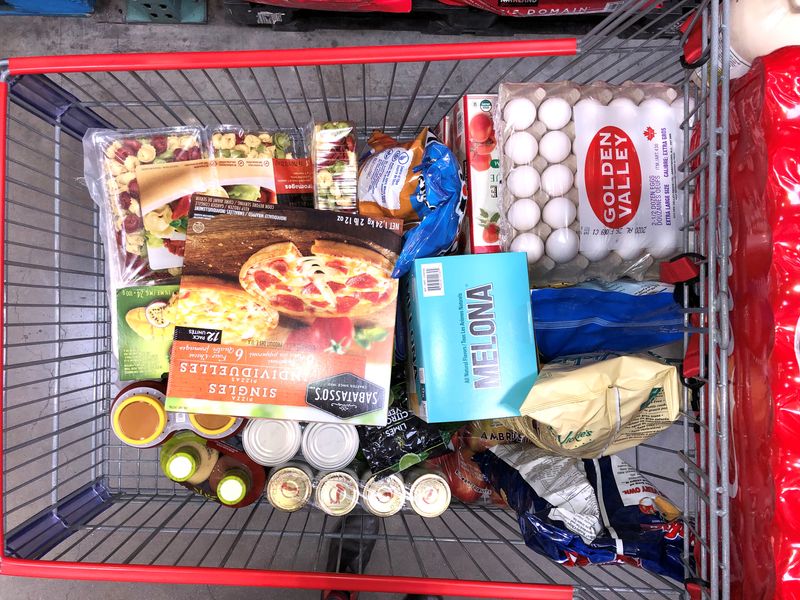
0 0 731 598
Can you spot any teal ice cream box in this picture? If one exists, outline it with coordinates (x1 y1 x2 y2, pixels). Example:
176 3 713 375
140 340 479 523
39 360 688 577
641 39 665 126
405 252 539 423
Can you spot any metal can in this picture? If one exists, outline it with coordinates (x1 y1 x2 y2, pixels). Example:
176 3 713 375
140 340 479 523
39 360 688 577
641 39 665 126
362 472 406 517
242 418 303 466
301 422 359 471
315 470 359 516
407 468 451 518
266 462 313 512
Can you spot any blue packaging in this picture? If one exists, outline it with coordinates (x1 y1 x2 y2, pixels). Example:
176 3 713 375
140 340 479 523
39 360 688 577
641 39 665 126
474 446 687 582
531 281 683 362
405 253 538 422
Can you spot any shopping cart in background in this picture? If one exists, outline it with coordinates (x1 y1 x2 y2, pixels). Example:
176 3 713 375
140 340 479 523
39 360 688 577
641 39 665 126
0 0 731 598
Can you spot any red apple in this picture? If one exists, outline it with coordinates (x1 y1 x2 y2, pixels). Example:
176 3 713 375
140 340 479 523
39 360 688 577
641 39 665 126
470 153 491 172
469 113 494 144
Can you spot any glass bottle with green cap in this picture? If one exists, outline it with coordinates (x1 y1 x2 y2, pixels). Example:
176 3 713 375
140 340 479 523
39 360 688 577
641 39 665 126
159 431 218 485
208 457 253 507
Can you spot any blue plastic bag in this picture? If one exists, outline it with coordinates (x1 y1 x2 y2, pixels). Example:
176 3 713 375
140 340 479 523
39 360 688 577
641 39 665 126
474 445 687 582
531 281 683 362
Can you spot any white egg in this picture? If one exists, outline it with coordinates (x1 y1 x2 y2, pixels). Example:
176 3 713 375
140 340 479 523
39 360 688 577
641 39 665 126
580 236 611 262
639 98 673 120
542 196 576 229
504 131 538 165
538 130 571 164
648 230 681 259
671 97 696 128
507 198 541 231
615 234 645 261
545 228 579 264
511 233 545 264
538 97 572 130
506 166 540 198
573 98 603 120
541 164 574 196
503 97 537 131
608 97 638 118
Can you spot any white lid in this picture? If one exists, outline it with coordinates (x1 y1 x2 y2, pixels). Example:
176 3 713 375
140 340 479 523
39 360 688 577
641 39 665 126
242 419 302 466
410 473 451 518
301 422 359 471
218 477 246 505
167 454 195 481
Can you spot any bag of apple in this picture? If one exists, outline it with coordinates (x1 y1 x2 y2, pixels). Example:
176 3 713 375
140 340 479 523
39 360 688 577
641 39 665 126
496 81 687 286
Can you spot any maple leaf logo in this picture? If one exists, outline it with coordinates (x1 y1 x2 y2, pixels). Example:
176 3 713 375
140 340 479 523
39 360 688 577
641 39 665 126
643 126 656 141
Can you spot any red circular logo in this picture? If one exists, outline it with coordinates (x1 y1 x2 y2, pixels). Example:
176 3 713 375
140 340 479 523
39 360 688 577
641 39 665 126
584 126 642 229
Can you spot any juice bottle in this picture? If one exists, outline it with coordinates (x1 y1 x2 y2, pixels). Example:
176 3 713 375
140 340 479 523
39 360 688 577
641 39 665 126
160 434 266 508
160 431 218 485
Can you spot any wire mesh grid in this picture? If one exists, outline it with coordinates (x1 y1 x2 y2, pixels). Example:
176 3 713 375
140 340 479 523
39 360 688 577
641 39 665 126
0 0 730 598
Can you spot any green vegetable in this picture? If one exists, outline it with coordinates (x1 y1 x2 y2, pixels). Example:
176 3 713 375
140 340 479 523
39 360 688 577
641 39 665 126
230 150 244 159
169 216 188 232
354 326 388 349
273 132 291 150
220 149 231 158
226 185 261 201
274 148 286 159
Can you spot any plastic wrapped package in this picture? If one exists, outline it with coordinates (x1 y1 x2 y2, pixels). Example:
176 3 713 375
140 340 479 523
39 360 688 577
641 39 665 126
531 281 684 362
727 46 800 600
473 444 687 582
83 126 211 287
209 126 313 208
496 82 685 286
311 121 358 212
358 128 467 277
357 370 451 480
509 353 681 458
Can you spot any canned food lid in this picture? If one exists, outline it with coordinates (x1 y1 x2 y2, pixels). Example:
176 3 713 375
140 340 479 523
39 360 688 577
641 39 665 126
301 423 359 471
364 474 405 517
217 474 248 505
112 394 167 446
268 467 312 511
316 472 359 516
243 419 302 466
410 473 451 518
189 413 238 436
166 451 198 482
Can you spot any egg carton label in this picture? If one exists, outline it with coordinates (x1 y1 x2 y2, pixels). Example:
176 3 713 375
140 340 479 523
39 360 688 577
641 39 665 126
573 102 680 254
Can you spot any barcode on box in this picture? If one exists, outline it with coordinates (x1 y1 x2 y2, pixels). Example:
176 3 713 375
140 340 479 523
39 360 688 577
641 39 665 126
421 263 444 297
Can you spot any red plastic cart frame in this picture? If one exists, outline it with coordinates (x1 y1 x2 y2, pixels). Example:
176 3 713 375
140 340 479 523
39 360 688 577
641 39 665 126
0 40 577 599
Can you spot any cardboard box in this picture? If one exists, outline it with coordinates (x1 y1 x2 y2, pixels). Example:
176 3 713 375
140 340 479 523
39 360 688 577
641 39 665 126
450 95 502 254
165 194 403 425
406 253 538 422
116 284 179 381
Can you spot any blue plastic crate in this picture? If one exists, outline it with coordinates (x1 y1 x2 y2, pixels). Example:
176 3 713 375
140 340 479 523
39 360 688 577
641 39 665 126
0 0 95 16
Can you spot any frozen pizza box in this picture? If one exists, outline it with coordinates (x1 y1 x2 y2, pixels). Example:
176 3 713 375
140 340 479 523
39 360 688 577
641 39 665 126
449 94 502 254
165 194 403 425
405 253 538 423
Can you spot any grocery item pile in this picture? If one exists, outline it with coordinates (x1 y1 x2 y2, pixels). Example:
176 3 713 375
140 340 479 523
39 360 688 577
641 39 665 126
83 79 691 583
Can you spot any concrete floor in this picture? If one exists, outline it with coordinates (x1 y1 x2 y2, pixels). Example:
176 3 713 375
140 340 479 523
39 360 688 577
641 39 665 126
0 2 505 599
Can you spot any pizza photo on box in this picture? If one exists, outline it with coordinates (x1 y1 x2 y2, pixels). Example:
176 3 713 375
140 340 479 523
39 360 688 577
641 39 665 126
165 194 403 425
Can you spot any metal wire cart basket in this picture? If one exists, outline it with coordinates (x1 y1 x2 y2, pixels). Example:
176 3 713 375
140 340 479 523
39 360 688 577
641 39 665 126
0 0 731 598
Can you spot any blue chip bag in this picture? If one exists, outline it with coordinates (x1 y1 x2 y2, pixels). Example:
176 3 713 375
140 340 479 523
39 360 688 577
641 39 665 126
358 129 466 278
531 281 683 362
473 445 688 582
